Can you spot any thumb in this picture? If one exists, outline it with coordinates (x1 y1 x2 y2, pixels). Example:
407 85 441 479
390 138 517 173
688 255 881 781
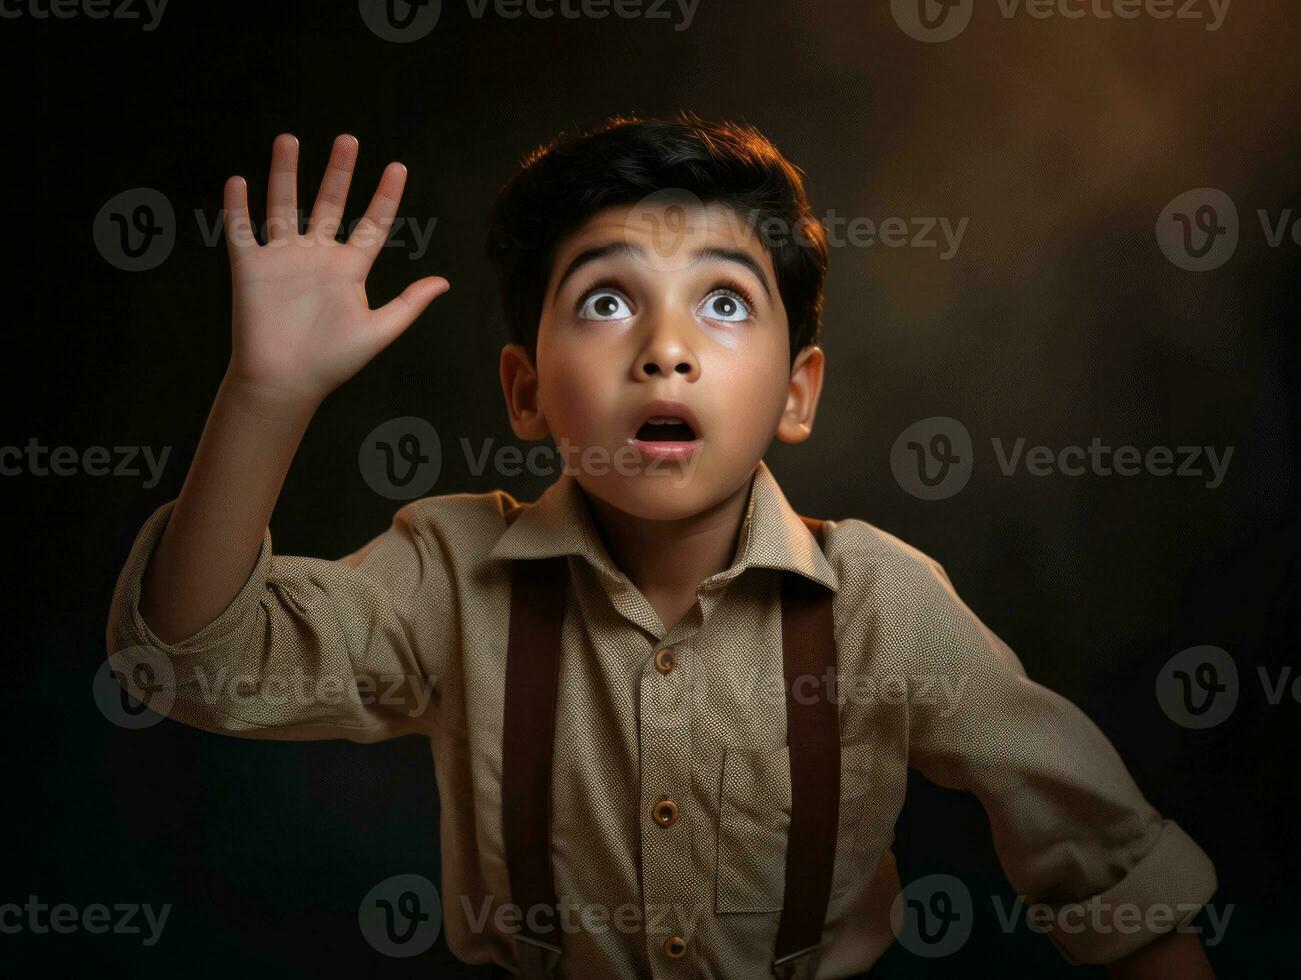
370 276 450 345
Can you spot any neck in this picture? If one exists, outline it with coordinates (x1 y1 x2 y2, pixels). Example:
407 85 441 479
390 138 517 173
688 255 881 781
581 470 757 603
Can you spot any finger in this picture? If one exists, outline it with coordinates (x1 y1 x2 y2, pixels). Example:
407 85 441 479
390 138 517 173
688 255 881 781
222 176 256 258
266 133 299 241
370 276 449 346
348 161 407 264
308 134 359 241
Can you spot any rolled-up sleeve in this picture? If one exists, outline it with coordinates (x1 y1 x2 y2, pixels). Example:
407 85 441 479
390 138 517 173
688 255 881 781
900 554 1217 965
105 498 453 742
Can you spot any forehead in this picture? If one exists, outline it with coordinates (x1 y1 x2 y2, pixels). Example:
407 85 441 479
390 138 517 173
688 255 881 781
545 199 779 296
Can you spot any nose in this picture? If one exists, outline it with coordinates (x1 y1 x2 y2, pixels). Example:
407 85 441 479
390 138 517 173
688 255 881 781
632 307 700 381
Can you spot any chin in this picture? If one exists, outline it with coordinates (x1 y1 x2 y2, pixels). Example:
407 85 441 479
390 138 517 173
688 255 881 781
579 470 716 522
580 452 759 522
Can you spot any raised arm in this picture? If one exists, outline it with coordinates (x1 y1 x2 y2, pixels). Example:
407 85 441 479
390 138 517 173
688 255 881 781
139 133 448 643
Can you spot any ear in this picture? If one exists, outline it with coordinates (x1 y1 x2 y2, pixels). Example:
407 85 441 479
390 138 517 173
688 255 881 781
499 342 551 440
775 344 826 445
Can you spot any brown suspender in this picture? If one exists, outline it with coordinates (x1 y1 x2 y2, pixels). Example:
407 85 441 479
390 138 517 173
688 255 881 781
501 554 571 957
501 516 839 974
775 516 841 967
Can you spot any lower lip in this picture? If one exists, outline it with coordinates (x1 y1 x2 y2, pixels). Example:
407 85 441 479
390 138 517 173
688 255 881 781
627 437 704 462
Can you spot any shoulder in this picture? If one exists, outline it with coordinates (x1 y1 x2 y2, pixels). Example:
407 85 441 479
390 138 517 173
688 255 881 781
390 487 524 554
816 516 982 651
330 488 519 583
819 516 1022 676
818 516 953 607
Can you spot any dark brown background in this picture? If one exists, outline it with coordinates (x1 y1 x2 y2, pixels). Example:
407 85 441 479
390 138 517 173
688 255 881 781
5 0 1298 975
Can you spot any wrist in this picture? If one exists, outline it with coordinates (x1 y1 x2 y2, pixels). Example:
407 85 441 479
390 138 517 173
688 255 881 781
218 370 323 427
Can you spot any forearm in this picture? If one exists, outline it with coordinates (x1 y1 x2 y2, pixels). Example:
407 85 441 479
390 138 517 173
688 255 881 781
1104 930 1214 979
138 371 318 643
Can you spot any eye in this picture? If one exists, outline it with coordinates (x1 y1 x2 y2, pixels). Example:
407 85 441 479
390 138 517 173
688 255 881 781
698 288 752 323
578 288 633 321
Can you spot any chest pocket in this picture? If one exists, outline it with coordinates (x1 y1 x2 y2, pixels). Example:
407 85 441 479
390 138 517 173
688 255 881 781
716 740 876 914
716 743 791 913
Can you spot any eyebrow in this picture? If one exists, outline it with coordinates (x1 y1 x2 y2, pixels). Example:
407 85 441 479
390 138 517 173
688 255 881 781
552 241 774 301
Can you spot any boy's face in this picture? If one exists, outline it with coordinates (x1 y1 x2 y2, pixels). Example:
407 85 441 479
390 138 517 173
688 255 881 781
500 200 824 521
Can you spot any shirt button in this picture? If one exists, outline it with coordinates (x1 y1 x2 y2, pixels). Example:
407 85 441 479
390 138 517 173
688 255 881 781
664 935 688 958
652 797 679 827
654 647 676 674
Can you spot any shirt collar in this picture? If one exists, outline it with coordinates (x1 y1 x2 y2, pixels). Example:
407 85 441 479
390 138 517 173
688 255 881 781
487 459 839 594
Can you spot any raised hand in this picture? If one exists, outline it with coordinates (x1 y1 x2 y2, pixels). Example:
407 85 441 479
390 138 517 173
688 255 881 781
222 133 449 407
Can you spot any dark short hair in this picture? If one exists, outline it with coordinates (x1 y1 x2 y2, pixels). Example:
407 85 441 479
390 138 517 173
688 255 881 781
485 112 828 368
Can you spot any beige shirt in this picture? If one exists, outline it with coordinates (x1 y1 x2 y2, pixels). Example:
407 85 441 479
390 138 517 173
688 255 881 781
106 460 1216 978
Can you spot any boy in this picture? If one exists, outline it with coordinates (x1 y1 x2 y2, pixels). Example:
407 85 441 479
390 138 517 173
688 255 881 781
107 115 1218 978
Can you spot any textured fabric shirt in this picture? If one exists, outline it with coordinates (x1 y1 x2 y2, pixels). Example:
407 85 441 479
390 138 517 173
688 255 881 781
105 459 1217 978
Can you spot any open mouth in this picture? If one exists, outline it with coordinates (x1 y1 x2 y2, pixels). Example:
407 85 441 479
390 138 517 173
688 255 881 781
627 401 704 462
635 417 698 442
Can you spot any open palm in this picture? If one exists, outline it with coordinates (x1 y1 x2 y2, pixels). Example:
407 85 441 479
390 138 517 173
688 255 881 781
223 133 448 405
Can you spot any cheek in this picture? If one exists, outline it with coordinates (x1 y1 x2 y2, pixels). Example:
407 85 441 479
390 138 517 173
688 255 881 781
708 339 791 428
537 332 612 437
